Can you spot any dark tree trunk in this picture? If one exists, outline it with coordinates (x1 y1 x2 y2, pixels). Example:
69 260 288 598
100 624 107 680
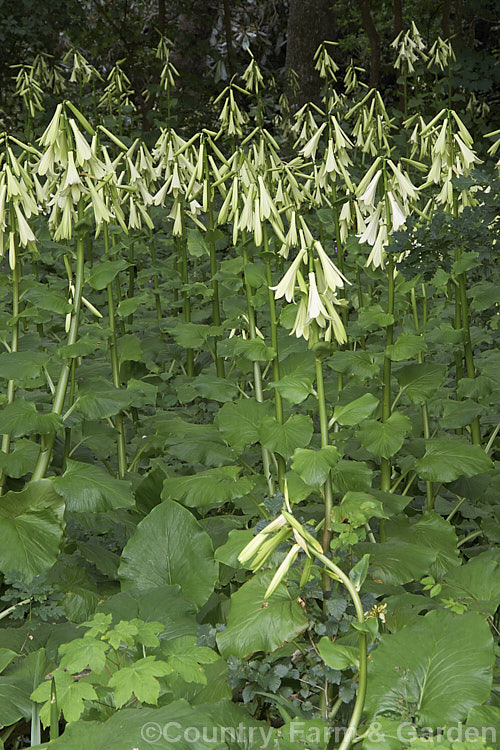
158 0 165 35
223 0 234 76
454 0 463 47
285 0 336 106
442 0 452 37
393 0 403 38
358 0 380 89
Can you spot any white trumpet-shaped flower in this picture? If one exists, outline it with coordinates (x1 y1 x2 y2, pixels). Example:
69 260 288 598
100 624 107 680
270 248 306 303
307 272 328 320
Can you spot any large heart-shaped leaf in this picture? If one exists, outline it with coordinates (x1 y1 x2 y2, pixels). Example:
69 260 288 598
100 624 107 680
357 412 411 458
259 414 313 460
365 610 493 728
395 363 446 403
333 393 379 426
218 399 271 452
415 440 493 482
0 480 64 580
0 400 62 438
54 460 134 512
118 500 218 609
291 446 340 488
162 466 254 509
216 571 308 659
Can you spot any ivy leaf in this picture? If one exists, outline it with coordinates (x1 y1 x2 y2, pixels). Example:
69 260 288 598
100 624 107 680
31 670 97 726
291 446 340 488
357 412 412 458
162 466 254 509
54 460 134 512
108 656 170 707
415 440 493 482
259 414 313 460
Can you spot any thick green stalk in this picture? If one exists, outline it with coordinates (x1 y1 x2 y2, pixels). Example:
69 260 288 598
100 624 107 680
410 287 433 509
149 233 162 321
243 245 274 496
458 272 481 445
178 233 194 376
264 235 285 489
105 226 127 478
315 352 335 560
0 256 20 495
205 148 224 378
315 550 368 747
380 255 394 492
127 241 135 325
32 206 86 480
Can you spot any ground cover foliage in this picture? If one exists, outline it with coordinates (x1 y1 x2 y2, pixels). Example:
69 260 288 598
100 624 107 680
0 24 499 750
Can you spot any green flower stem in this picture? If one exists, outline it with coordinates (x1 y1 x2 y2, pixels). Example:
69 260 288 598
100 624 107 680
315 549 368 747
458 272 481 445
243 244 274 497
177 229 194 376
410 287 433 509
380 254 395 492
205 159 225 378
264 230 285 490
105 225 127 478
0 253 20 495
32 202 87 480
127 241 135 325
149 232 162 321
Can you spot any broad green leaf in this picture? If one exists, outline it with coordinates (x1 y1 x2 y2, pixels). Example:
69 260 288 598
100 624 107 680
329 350 379 380
116 294 148 318
24 286 72 314
0 399 63 438
186 227 209 257
395 363 446 404
337 492 388 526
333 393 379 426
77 379 132 419
0 351 48 383
214 529 254 568
0 438 39 478
466 705 500 745
332 460 373 493
58 636 108 673
218 336 276 362
259 414 313 460
365 610 493 728
218 398 270 452
415 440 493 482
58 338 96 359
0 480 64 580
0 674 33 726
440 399 484 429
357 412 412 458
192 374 238 402
157 417 235 467
217 571 308 659
357 304 394 330
54 460 134 512
387 334 427 361
357 512 458 585
99 586 197 641
118 333 142 366
118 500 218 609
108 656 170 707
31 669 98 726
87 259 129 290
162 466 254 509
269 375 315 404
291 446 340 488
167 322 211 348
318 639 359 670
0 649 17 674
438 552 500 616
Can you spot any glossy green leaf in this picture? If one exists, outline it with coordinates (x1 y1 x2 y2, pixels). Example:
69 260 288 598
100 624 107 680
259 414 313 460
333 393 379 426
415 440 493 482
357 412 411 458
54 460 134 512
218 398 270 452
217 571 308 659
365 610 493 728
118 500 218 609
291 446 340 488
395 363 447 403
318 638 359 670
162 466 254 509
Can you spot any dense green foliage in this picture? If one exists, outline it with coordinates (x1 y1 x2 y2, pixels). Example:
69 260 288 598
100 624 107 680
0 7 499 750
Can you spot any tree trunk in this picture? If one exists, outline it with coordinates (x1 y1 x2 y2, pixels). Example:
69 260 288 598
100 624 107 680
285 0 336 106
454 0 463 47
393 0 403 38
442 0 452 38
158 0 165 35
358 0 380 89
